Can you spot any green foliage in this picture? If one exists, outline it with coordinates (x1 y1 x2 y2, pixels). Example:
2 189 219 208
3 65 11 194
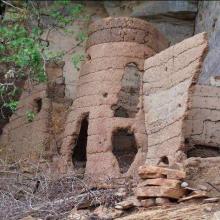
0 1 88 120
26 110 36 122
3 101 18 113
44 50 65 62
44 2 85 27
0 24 44 82
76 31 87 43
72 53 85 70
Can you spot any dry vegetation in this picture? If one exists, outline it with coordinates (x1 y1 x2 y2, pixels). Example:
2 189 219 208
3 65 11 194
0 159 135 219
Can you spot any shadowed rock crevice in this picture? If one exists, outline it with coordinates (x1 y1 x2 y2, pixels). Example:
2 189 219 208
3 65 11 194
112 128 138 173
187 145 220 158
112 63 141 118
72 115 89 173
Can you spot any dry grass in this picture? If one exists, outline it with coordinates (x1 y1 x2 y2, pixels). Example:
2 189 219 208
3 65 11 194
0 159 124 220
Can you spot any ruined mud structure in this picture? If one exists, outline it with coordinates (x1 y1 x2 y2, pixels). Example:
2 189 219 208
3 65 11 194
143 32 209 167
0 62 71 164
59 17 169 179
2 17 220 195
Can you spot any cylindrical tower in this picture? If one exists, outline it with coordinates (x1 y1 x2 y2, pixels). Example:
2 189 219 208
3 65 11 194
59 17 169 180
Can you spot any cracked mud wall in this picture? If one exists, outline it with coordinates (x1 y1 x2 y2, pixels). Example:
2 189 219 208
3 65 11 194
143 32 208 166
0 62 71 167
185 85 220 149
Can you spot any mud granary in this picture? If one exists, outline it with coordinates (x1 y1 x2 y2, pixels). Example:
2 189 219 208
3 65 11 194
59 17 169 179
1 17 220 186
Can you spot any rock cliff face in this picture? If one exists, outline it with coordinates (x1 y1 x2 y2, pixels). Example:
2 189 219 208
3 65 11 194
104 0 197 45
40 1 220 99
195 1 220 85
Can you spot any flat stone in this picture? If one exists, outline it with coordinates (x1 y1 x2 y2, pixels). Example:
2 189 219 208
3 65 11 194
138 165 186 180
138 178 181 188
203 198 219 204
155 197 171 205
94 206 123 219
140 198 156 208
136 186 187 199
178 191 208 202
115 200 134 210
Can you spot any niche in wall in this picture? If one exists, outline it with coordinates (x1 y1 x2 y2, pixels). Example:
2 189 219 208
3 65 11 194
112 128 138 173
112 63 141 118
72 115 89 175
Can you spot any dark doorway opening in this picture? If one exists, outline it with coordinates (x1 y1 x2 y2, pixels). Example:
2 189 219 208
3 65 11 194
160 156 169 165
72 115 89 175
33 98 42 113
187 145 220 158
112 128 138 173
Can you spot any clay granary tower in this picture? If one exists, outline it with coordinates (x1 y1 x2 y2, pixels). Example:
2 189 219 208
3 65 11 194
59 17 169 179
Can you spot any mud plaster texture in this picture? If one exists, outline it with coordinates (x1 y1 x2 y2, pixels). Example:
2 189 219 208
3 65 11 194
59 17 169 181
186 85 220 149
143 32 208 167
0 62 71 168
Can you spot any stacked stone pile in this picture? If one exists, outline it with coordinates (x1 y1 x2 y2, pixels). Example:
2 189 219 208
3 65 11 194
136 165 187 206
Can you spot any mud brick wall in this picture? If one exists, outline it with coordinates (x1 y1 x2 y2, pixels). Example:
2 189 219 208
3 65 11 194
59 17 169 180
0 62 69 163
0 82 51 162
143 33 208 167
185 85 220 152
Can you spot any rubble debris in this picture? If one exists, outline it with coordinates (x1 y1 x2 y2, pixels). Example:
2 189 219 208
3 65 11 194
140 198 155 208
136 185 187 199
115 196 142 210
203 198 219 204
184 157 220 197
178 191 208 202
155 197 171 205
115 200 134 210
120 203 216 220
135 165 188 206
93 206 123 219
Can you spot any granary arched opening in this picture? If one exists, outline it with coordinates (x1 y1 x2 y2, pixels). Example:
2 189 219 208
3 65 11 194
112 128 138 173
112 63 141 118
72 114 89 175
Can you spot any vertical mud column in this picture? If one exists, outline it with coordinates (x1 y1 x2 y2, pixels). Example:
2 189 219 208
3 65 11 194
60 17 169 181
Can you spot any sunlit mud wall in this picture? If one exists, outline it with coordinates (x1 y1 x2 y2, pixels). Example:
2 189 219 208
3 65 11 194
143 33 208 167
59 17 169 180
